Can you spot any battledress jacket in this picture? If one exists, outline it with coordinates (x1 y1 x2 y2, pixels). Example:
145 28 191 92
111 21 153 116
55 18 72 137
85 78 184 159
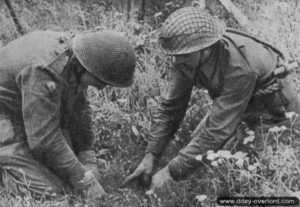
0 31 94 184
146 31 293 179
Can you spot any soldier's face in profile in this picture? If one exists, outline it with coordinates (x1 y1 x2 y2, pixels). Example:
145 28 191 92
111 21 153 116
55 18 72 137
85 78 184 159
80 70 107 90
171 50 201 82
171 48 212 82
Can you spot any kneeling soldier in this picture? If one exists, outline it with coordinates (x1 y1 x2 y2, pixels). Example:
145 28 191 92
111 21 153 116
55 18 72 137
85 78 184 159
0 30 136 200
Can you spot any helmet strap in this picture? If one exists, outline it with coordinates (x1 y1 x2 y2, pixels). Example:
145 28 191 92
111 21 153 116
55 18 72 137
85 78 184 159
66 36 86 84
72 57 86 84
64 54 86 86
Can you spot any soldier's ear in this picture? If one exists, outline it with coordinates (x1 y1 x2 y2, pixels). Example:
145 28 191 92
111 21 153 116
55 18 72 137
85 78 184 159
202 47 212 56
199 47 212 64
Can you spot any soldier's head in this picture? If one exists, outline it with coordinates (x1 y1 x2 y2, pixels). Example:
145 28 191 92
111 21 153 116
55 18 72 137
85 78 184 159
71 31 136 89
158 7 226 81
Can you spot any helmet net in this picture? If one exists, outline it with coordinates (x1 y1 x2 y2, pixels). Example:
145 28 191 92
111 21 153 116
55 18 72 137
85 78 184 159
73 31 136 87
158 7 226 55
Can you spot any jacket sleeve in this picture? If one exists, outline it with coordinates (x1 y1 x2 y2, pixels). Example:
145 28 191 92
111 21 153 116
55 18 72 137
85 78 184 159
168 71 258 180
68 87 95 154
146 67 193 156
194 72 257 150
16 64 86 184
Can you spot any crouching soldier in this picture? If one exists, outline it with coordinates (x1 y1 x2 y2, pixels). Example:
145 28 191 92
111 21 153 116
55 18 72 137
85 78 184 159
0 30 136 200
124 7 300 194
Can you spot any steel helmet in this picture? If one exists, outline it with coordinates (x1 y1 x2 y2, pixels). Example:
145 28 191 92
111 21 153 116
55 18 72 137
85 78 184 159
72 31 136 87
158 7 226 55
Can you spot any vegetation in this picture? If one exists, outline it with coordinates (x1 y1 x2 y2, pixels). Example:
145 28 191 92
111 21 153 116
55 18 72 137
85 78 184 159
0 0 300 206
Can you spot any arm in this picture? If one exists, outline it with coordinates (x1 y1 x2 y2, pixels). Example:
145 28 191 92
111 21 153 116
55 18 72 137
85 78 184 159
167 71 257 180
146 67 193 156
68 88 100 179
16 64 86 185
68 87 95 154
123 67 193 187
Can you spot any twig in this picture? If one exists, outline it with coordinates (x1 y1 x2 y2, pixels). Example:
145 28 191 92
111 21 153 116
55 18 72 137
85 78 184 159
218 0 250 27
4 0 25 35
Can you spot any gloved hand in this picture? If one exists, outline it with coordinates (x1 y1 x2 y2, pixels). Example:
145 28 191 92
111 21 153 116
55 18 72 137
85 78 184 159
73 170 107 200
149 166 175 194
122 153 155 187
78 150 100 181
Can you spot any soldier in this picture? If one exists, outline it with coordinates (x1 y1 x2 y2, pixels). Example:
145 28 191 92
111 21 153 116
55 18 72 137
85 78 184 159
124 7 300 193
0 30 136 200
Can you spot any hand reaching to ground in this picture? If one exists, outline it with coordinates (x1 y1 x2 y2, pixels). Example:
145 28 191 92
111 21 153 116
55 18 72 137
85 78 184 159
122 153 155 187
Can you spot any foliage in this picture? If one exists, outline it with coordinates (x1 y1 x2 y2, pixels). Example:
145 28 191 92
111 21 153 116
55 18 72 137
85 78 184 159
0 0 300 207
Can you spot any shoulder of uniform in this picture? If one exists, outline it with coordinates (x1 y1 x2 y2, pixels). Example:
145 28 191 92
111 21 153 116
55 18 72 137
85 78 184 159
225 29 285 59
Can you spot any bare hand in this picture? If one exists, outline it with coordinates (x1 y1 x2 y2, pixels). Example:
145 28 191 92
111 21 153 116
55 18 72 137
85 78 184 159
122 153 155 187
75 170 107 200
150 166 174 194
85 175 107 200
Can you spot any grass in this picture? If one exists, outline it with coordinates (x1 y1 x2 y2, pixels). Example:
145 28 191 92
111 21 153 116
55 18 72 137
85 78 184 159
1 0 300 206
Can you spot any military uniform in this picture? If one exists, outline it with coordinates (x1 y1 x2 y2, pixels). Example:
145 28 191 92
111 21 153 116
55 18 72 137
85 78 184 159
0 31 95 198
146 31 300 180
